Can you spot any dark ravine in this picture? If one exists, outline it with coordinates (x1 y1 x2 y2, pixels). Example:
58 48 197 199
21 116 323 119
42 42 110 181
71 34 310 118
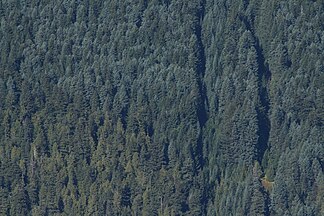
194 0 208 170
255 43 272 216
254 35 271 166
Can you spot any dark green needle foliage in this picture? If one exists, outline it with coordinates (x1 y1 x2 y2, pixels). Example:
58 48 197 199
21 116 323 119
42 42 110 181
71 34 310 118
0 0 323 215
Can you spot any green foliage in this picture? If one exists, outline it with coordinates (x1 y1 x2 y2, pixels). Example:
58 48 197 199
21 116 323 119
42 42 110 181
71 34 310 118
0 0 322 215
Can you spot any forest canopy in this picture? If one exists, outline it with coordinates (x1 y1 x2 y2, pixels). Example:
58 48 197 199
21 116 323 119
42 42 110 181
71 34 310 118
0 0 323 215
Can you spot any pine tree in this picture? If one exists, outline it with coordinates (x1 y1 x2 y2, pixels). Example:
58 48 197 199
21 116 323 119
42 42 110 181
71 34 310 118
10 182 30 216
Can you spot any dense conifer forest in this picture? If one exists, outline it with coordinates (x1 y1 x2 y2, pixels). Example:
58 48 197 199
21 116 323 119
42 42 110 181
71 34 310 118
0 0 323 215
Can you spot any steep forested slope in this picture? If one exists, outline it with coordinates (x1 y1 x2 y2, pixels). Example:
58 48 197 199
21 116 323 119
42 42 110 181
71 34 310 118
0 0 323 215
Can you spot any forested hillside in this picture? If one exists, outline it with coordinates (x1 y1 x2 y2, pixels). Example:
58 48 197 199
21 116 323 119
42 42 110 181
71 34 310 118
0 0 323 215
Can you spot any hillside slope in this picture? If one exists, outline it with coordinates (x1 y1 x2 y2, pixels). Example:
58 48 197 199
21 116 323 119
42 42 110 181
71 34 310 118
0 0 323 215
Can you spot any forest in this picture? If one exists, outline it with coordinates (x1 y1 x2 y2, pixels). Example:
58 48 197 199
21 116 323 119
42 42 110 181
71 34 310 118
0 0 323 215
